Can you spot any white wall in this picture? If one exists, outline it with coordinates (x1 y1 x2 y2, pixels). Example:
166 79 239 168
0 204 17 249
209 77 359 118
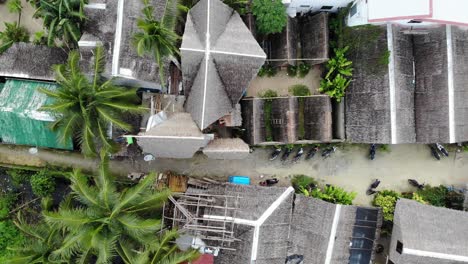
285 0 353 17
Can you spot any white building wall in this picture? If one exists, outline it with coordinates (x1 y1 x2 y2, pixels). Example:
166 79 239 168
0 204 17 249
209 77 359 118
284 0 353 17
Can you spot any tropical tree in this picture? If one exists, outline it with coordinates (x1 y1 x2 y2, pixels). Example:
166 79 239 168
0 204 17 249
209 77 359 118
252 0 287 35
372 190 400 222
0 22 29 54
34 0 88 48
7 0 23 25
41 154 174 263
118 229 199 264
319 46 353 102
133 0 180 87
5 212 67 264
39 46 144 157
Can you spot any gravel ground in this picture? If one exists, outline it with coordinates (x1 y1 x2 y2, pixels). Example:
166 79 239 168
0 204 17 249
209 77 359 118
0 143 467 205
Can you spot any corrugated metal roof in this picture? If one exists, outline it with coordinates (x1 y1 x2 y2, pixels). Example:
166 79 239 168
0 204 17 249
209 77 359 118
0 79 73 150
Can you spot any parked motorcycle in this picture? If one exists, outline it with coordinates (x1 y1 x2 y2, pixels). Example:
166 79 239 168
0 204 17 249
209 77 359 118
369 144 376 160
281 148 293 162
322 146 337 159
408 179 425 190
430 145 441 160
292 148 304 163
260 178 279 186
306 146 319 160
435 143 449 157
269 147 282 161
366 179 381 195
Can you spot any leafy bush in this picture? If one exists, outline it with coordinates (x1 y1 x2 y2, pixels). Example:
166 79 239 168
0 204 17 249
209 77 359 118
0 220 24 259
259 89 278 98
258 64 277 77
6 169 32 186
289 84 311 97
291 175 317 193
415 185 447 207
297 63 311 78
252 0 287 35
372 190 400 222
0 193 16 219
302 184 356 205
30 170 56 197
319 47 353 102
379 144 390 153
287 64 297 77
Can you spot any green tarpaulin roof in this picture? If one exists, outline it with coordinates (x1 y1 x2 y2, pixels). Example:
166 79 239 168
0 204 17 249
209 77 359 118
0 79 73 150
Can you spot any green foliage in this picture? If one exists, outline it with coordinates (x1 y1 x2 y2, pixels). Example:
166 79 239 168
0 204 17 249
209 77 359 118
35 0 88 48
414 185 447 207
0 220 24 260
329 4 351 50
372 190 400 222
287 64 297 77
0 193 17 219
222 0 248 15
291 175 317 192
259 89 278 98
258 64 277 77
30 170 56 197
379 144 390 153
263 95 274 141
378 50 391 66
297 62 311 78
6 169 32 186
289 84 310 96
36 154 175 263
252 0 287 35
134 0 180 86
302 185 356 205
40 46 144 157
342 24 384 54
32 30 47 45
7 0 22 14
319 46 353 102
0 22 29 54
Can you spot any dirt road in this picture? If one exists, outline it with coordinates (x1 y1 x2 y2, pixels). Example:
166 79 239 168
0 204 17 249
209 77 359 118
0 144 466 205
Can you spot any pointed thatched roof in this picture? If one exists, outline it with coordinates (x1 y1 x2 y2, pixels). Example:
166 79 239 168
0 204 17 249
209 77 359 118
181 0 266 129
0 43 67 81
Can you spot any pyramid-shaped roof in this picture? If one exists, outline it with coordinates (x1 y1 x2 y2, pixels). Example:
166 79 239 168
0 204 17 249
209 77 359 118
181 0 266 129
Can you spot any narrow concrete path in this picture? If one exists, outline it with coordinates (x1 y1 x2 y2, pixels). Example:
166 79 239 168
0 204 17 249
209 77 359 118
1 144 467 205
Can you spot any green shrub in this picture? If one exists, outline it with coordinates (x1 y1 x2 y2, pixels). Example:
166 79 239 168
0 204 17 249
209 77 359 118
415 185 447 207
252 0 287 35
291 175 317 192
258 64 277 77
287 64 297 77
0 220 24 259
319 47 353 102
297 63 311 78
378 50 391 66
30 170 56 197
379 144 390 153
259 89 278 98
0 193 16 219
6 169 32 186
372 190 400 222
289 84 311 96
302 184 356 205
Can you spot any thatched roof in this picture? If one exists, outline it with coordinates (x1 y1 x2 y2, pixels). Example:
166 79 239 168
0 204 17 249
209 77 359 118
289 195 382 264
346 24 468 144
390 199 468 264
181 0 266 130
241 96 333 144
0 43 67 81
267 17 298 67
136 113 212 159
80 0 170 88
202 138 250 160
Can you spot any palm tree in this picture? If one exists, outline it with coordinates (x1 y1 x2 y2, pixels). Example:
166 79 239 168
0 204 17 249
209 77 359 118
35 0 87 48
118 229 200 264
133 0 180 87
5 212 68 264
0 22 29 54
39 46 144 157
41 154 174 263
